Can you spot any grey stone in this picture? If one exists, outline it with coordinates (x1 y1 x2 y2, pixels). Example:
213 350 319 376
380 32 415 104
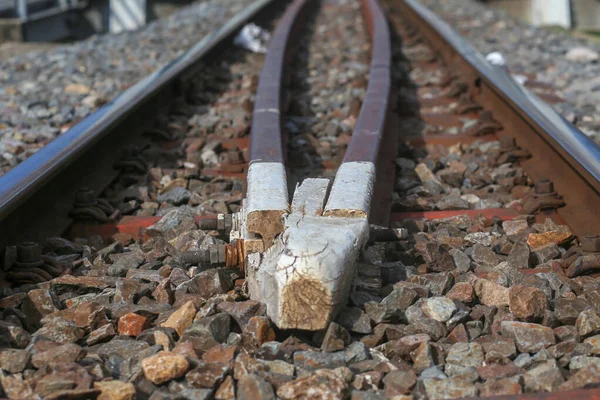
446 342 484 368
336 307 372 334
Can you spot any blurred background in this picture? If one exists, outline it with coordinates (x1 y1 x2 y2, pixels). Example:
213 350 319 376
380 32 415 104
0 0 194 44
480 0 600 31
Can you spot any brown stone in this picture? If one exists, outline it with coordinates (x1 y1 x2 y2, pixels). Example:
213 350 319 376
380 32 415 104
33 317 83 344
0 349 30 373
476 363 523 380
86 323 116 346
141 351 190 384
478 378 522 397
508 285 547 321
382 369 417 396
321 322 351 352
523 361 564 392
118 313 150 336
411 341 435 373
242 316 276 348
217 300 264 329
501 321 556 352
94 380 136 400
352 371 383 391
0 292 26 309
446 282 474 303
482 337 517 361
43 301 108 332
188 269 233 297
215 375 236 400
153 279 174 305
21 289 61 326
202 344 237 365
576 309 600 338
236 373 275 400
31 343 85 368
34 375 76 398
448 324 469 343
527 231 572 249
186 362 229 389
161 300 196 335
474 279 509 307
558 363 600 390
1 375 34 399
390 334 431 358
277 369 349 400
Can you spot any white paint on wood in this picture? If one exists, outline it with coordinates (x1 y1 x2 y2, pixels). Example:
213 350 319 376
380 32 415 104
247 162 289 215
246 162 289 245
324 161 375 218
291 178 330 216
252 212 370 330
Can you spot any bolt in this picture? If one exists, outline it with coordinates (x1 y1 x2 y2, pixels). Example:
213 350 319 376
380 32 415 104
581 235 600 253
198 217 218 231
499 136 516 151
198 214 233 235
17 242 41 264
479 110 493 122
179 240 244 271
15 241 44 269
75 187 96 206
535 179 554 194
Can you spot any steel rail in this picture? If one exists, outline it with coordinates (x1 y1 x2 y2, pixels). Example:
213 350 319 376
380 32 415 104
324 0 393 221
400 0 600 237
0 0 283 247
245 0 313 246
242 0 393 330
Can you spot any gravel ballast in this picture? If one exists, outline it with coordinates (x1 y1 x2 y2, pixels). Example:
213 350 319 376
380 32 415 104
418 0 600 143
0 0 256 175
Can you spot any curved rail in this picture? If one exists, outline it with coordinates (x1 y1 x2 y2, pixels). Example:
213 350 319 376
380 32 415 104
324 0 392 218
245 0 312 246
401 0 600 236
242 0 392 330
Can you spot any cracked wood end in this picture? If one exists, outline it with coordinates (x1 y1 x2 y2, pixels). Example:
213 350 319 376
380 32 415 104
246 162 289 247
323 162 375 218
248 178 370 330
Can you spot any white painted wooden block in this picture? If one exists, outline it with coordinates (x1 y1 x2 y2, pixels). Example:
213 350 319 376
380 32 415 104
291 178 330 216
255 213 369 330
324 161 376 218
246 162 289 245
109 0 147 33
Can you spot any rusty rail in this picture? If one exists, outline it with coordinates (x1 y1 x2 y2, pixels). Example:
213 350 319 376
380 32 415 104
245 0 313 247
399 0 600 238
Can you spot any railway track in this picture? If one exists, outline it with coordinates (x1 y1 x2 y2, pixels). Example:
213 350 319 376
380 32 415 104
0 0 599 398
